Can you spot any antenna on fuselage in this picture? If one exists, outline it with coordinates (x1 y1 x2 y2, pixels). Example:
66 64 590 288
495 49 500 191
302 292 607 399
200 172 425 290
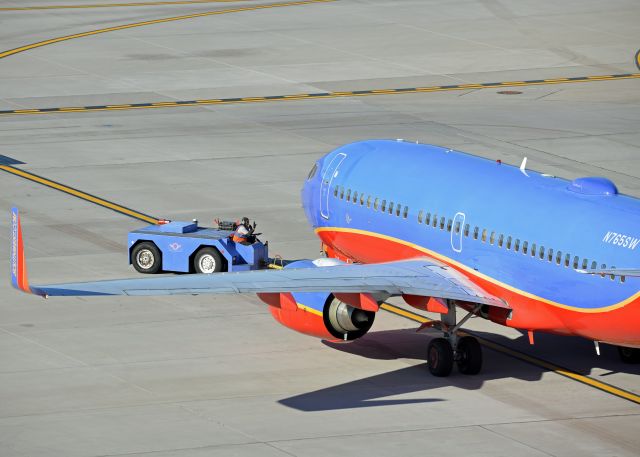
519 157 529 177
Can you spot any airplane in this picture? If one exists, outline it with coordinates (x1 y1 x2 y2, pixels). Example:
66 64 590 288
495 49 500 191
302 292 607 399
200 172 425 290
10 139 640 376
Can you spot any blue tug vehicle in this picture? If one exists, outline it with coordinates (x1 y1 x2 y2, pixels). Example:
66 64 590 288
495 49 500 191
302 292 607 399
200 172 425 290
128 219 268 274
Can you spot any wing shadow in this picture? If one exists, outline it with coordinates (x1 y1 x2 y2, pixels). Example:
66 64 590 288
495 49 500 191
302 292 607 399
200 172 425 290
279 326 638 412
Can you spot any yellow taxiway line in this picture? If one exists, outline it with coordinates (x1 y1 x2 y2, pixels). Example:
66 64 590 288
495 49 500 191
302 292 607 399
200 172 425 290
380 302 640 405
0 0 335 60
0 165 159 224
2 73 638 117
0 0 245 11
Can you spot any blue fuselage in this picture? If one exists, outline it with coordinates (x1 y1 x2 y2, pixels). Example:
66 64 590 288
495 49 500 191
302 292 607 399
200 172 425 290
301 140 640 312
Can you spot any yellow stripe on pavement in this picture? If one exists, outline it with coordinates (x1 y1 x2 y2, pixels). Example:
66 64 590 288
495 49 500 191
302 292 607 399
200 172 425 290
0 0 335 60
380 302 640 405
0 165 159 224
0 0 243 11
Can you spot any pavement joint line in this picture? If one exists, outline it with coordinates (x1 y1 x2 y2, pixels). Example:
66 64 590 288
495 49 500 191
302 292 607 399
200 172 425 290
0 0 336 60
0 165 159 224
380 302 640 406
1 73 638 117
2 164 638 405
0 0 243 11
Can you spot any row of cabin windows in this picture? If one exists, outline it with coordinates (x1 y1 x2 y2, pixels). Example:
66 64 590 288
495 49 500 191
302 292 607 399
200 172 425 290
334 186 409 219
416 210 626 283
332 187 626 284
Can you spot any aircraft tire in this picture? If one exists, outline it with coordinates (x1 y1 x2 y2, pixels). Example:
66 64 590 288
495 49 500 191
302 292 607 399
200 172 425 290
456 336 482 375
618 346 640 364
132 242 162 274
194 247 224 274
427 338 454 377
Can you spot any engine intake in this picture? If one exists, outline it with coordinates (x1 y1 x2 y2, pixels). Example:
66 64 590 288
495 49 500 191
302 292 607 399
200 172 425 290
324 295 375 340
259 259 376 341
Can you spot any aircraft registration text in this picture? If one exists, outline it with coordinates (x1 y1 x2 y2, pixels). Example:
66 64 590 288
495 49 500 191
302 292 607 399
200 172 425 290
602 231 640 250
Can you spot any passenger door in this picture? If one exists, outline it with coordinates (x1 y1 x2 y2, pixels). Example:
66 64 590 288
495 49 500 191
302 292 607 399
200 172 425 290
451 212 465 253
320 153 346 219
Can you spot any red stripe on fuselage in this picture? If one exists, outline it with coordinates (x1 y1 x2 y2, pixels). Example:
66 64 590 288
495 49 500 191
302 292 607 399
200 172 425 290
317 228 640 346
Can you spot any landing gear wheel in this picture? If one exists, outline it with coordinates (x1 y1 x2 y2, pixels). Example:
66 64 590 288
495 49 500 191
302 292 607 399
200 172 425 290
427 338 454 377
194 247 223 274
456 336 482 374
618 346 640 364
132 242 161 274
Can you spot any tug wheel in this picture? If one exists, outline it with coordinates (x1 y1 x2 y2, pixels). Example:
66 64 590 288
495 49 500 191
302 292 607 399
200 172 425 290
194 247 223 274
132 242 162 274
427 338 454 377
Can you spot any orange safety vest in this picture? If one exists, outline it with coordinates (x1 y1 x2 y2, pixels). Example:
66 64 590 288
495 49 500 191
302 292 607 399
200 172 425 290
232 225 249 243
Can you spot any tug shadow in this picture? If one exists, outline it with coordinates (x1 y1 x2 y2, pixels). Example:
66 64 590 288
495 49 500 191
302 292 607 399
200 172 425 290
279 328 639 411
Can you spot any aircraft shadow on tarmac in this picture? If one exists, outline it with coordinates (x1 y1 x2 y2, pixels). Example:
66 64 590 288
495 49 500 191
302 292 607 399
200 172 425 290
279 327 639 412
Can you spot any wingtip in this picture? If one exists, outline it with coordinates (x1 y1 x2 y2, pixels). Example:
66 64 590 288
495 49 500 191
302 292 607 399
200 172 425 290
10 207 32 294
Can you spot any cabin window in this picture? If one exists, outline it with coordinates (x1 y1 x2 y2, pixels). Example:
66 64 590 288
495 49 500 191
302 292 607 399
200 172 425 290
396 203 401 217
591 261 597 269
352 191 358 203
621 275 626 283
506 236 512 250
455 221 461 234
522 241 528 254
539 246 545 260
381 200 387 212
556 251 562 265
403 206 409 219
334 186 338 197
346 189 351 201
374 198 379 210
498 234 504 247
433 214 438 228
547 248 553 262
440 217 445 230
340 186 345 199
573 256 579 269
564 254 570 268
514 239 520 252
426 212 431 226
531 243 537 257
600 264 606 278
464 224 470 237
610 267 616 281
481 229 487 243
418 210 424 223
360 193 365 205
388 201 394 215
447 219 453 232
473 227 479 240
582 259 588 270
490 231 496 245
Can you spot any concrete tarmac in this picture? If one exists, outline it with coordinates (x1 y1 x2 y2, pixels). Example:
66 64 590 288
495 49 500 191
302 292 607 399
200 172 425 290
1 0 639 455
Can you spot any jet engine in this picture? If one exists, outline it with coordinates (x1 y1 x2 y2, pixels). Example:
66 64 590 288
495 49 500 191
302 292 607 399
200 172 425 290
258 259 376 341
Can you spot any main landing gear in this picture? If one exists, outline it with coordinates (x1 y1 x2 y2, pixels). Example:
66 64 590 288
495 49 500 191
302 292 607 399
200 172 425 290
423 302 483 377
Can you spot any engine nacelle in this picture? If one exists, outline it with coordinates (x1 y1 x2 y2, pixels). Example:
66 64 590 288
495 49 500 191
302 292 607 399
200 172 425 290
259 259 376 341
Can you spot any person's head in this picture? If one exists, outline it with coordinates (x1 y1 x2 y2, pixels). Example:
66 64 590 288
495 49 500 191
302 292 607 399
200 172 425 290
241 217 250 226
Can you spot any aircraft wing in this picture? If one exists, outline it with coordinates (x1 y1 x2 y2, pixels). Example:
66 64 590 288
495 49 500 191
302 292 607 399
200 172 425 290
577 268 640 277
10 208 507 309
